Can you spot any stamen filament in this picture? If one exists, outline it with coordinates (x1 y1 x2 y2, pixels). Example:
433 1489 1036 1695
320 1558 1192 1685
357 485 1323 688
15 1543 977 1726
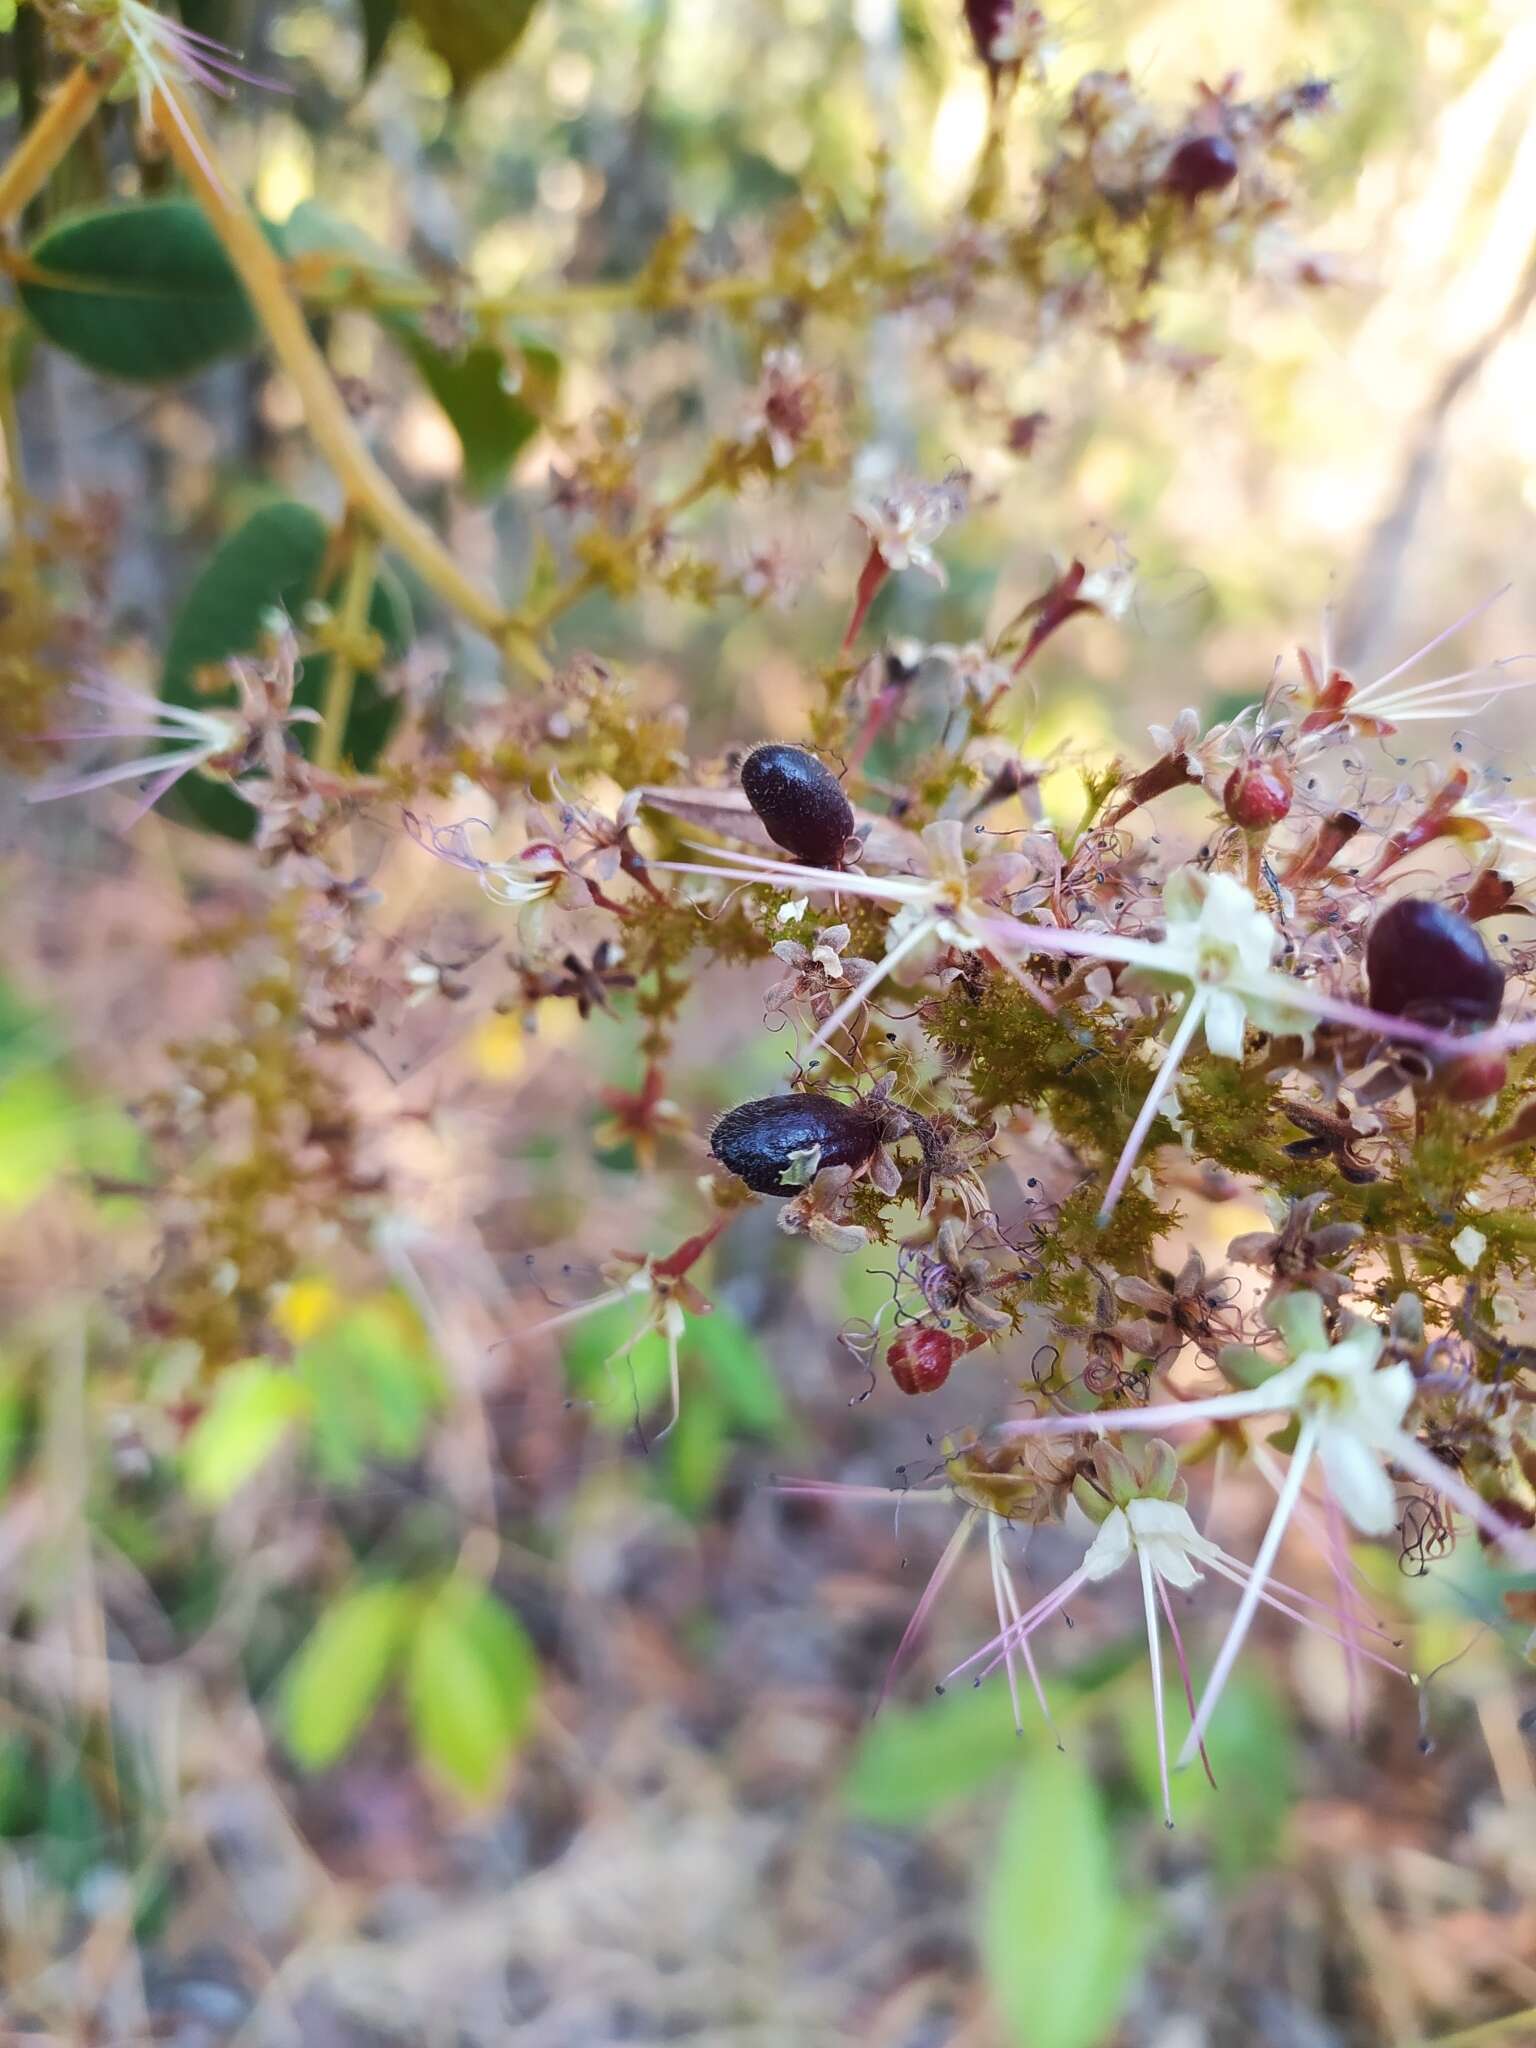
1140 1550 1174 1826
1099 991 1207 1221
1179 1414 1319 1766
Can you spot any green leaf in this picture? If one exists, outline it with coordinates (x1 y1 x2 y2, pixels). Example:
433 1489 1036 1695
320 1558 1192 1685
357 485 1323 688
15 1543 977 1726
294 1302 444 1485
845 1685 1029 1826
274 204 557 497
404 0 540 91
984 1751 1147 2048
0 1370 28 1500
281 1581 416 1768
662 1380 729 1515
1118 1669 1295 1879
398 329 558 499
358 0 403 71
184 1362 314 1503
0 1064 138 1213
405 1580 539 1798
159 500 410 839
686 1306 789 1436
20 201 257 383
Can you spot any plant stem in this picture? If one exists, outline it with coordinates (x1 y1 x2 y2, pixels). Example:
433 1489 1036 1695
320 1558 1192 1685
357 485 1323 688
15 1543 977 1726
0 311 34 581
1386 1238 1408 1292
150 78 513 650
517 455 727 636
0 63 107 228
1417 2010 1536 2048
316 526 377 772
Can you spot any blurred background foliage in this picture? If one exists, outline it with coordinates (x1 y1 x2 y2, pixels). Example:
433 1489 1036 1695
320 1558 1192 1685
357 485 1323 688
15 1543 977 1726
2 0 1536 2043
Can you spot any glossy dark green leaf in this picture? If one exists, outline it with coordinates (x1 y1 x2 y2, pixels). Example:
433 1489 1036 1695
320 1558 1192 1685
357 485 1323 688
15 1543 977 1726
159 500 410 839
20 201 257 383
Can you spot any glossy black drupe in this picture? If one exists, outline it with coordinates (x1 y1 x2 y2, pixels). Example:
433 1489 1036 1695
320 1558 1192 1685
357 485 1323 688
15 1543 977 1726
740 744 854 867
1366 897 1505 1028
710 1093 879 1196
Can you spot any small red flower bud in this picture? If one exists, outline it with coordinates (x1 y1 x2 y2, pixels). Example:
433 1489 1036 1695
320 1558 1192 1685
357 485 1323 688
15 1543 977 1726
741 743 855 868
1223 757 1292 829
1163 134 1239 204
887 1325 962 1396
1435 1050 1509 1104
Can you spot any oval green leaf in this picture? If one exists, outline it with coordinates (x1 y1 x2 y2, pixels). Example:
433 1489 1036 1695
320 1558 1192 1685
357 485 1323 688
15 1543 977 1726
984 1750 1147 2048
20 200 257 384
405 1580 538 1799
159 500 410 839
281 1581 416 1769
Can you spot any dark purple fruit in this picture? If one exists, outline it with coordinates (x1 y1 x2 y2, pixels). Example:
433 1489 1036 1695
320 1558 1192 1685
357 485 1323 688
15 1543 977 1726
710 1093 878 1196
1366 897 1505 1029
741 744 854 868
1162 135 1239 204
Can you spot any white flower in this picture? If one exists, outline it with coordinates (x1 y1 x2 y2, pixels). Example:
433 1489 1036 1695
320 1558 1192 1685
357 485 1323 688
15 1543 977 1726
853 471 970 583
1254 1293 1414 1536
776 896 809 925
1082 1494 1223 1590
1124 868 1316 1057
1450 1225 1487 1270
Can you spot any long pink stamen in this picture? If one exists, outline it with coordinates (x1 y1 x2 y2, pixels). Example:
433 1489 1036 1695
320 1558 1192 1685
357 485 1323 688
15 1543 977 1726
879 1510 977 1712
943 1564 1087 1689
1349 586 1510 700
1326 1492 1365 1735
1140 1551 1174 1827
995 1384 1280 1446
1156 1576 1216 1790
768 1479 953 1506
1202 1556 1404 1677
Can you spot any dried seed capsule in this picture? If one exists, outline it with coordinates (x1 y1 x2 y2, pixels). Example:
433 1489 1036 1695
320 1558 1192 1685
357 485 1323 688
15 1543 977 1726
1366 898 1505 1029
1223 758 1292 829
1162 134 1239 204
740 744 854 867
710 1093 878 1196
887 1325 961 1396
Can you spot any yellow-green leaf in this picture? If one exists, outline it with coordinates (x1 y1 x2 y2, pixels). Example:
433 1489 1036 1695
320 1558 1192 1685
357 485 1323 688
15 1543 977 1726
404 1580 538 1799
983 1750 1147 2048
281 1582 417 1769
183 1363 314 1503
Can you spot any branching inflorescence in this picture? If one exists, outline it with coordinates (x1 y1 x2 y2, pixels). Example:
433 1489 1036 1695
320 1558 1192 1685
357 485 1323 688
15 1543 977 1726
11 0 1536 1817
